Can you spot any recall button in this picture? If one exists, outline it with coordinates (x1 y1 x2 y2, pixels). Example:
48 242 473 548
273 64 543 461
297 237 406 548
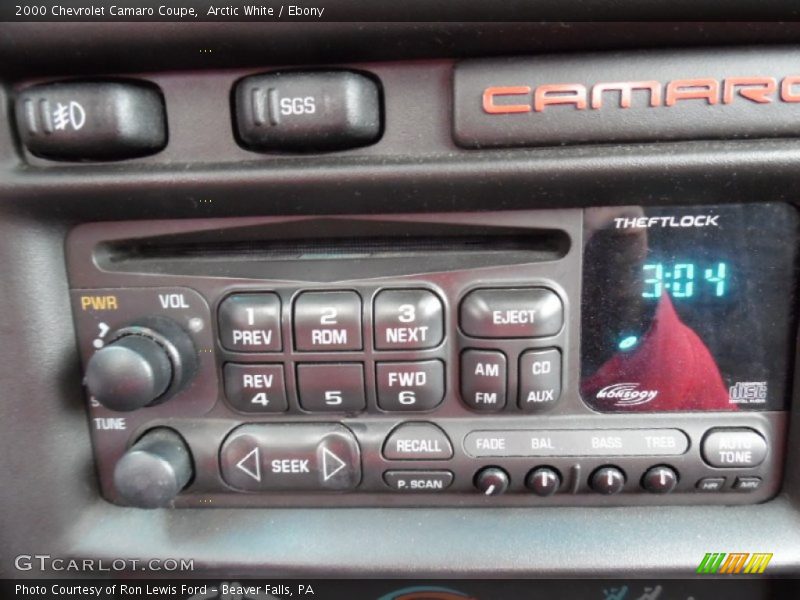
460 288 563 338
384 470 454 492
383 422 454 460
701 428 768 468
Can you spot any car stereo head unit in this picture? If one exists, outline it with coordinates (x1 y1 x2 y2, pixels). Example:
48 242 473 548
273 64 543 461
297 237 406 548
65 203 796 508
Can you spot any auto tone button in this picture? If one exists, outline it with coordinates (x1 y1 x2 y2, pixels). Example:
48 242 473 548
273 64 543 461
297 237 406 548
701 428 767 468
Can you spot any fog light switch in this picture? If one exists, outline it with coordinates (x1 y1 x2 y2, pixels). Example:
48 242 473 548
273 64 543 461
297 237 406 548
16 81 167 161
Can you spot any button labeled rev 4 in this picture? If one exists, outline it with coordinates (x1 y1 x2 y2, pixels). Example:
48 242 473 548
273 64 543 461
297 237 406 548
374 289 444 350
220 423 361 491
224 363 288 413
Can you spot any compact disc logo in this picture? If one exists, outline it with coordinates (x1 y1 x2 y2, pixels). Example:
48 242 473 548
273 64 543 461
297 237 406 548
377 587 476 600
596 383 659 407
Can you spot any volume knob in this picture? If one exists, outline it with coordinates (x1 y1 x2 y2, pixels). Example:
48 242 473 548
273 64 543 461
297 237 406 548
84 317 196 412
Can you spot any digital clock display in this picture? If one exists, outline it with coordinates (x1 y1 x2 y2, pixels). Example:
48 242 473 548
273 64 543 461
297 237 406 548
641 262 728 299
581 203 798 413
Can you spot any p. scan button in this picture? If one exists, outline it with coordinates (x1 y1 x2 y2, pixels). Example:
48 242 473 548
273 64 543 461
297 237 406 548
383 423 453 460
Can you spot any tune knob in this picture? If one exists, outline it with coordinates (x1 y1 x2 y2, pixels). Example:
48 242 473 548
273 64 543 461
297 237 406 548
84 316 197 412
114 428 193 508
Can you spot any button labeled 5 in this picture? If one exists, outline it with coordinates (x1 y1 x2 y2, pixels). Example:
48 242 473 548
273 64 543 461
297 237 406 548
297 363 366 412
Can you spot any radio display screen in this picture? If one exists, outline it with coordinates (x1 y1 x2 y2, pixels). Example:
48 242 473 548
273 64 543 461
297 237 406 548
581 203 799 412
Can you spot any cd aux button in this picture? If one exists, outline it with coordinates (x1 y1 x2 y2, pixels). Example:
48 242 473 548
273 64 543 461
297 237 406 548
383 423 453 460
518 349 562 412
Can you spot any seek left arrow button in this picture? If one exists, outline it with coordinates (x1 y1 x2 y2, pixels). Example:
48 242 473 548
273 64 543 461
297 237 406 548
235 447 261 482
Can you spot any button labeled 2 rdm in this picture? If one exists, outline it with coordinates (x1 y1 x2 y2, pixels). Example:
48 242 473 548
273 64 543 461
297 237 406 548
294 291 362 351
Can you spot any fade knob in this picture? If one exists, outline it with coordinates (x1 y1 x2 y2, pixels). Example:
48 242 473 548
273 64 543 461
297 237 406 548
474 467 510 496
113 428 193 508
84 316 197 412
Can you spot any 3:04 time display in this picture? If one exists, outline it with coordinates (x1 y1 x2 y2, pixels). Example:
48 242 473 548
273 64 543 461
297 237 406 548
642 262 728 299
